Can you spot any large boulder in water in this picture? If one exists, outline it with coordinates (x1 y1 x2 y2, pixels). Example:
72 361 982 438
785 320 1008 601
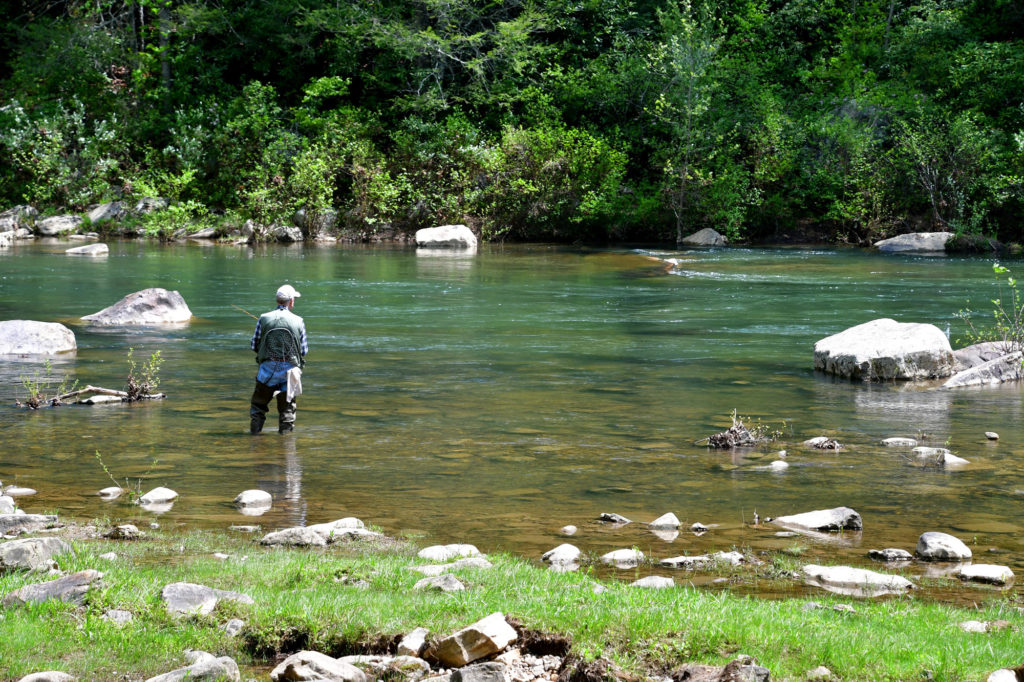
944 350 1024 388
415 225 477 249
874 232 954 253
680 227 728 246
36 215 82 237
814 318 954 380
82 288 192 325
0 320 77 356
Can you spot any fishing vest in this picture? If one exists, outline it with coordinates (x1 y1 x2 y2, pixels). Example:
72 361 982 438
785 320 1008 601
255 308 305 368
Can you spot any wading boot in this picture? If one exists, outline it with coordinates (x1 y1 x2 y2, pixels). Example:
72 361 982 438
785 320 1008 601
279 422 294 434
250 414 265 434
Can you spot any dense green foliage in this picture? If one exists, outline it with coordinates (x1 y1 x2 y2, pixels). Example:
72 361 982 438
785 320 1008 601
1 0 1022 243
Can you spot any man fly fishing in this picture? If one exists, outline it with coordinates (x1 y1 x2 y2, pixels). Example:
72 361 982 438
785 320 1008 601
248 284 307 434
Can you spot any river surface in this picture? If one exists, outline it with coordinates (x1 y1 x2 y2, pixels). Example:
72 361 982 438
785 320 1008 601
1 240 1022 601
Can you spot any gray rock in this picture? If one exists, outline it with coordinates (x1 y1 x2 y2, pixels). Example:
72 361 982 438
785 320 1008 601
597 512 631 524
102 609 134 625
221 618 246 637
0 496 16 514
429 612 518 667
814 318 955 380
772 507 862 532
98 552 118 561
988 670 1019 682
338 655 431 678
270 651 368 682
134 197 168 214
0 514 59 535
986 431 1000 440
944 351 1024 388
410 557 493 577
234 490 272 508
600 548 644 568
631 576 674 589
144 651 240 682
0 320 77 356
306 517 367 541
0 205 38 230
98 487 122 499
398 627 429 657
958 564 1015 586
541 544 581 566
82 288 192 325
560 525 577 536
18 672 76 682
161 581 254 616
916 532 972 561
803 564 915 597
874 232 954 252
418 544 481 561
0 230 12 248
959 620 989 634
660 551 744 569
260 527 327 547
138 487 178 504
450 662 507 682
66 243 108 256
690 522 709 533
649 512 680 529
271 224 304 243
0 537 73 572
803 436 842 449
415 225 477 249
4 486 36 496
2 569 102 607
881 437 917 447
680 227 728 246
293 208 337 239
87 202 126 224
913 447 969 467
414 574 466 592
187 227 218 239
952 341 1013 372
868 548 913 563
36 215 82 236
805 666 834 681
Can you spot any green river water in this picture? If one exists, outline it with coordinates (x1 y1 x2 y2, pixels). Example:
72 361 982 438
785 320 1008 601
1 240 1022 599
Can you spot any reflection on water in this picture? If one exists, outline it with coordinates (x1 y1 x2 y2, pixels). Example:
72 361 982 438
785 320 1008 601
1 242 1023 602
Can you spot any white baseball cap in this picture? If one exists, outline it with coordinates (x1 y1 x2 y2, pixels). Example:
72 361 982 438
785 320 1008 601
276 284 301 300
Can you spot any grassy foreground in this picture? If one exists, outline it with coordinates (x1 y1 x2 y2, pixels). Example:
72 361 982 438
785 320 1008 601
0 525 1022 681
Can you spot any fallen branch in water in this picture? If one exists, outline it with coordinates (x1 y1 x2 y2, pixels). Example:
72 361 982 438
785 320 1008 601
697 410 779 449
49 385 166 405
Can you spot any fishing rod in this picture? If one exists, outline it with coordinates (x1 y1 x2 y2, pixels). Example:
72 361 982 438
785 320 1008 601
232 304 259 320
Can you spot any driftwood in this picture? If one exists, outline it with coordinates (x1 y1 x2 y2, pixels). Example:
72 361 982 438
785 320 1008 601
50 385 165 405
698 410 776 449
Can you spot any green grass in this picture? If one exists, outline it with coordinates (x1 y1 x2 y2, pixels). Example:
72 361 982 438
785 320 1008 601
0 526 1021 681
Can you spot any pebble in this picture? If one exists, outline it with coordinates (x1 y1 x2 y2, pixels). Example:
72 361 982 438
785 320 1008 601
559 525 577 536
985 432 999 440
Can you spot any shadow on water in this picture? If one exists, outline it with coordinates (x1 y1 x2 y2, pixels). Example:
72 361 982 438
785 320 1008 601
1 241 1022 604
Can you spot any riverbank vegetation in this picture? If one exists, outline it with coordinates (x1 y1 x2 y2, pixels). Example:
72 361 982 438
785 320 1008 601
1 525 1022 680
0 0 1021 245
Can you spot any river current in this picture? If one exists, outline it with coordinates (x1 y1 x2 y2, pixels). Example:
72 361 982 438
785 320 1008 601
1 240 1022 600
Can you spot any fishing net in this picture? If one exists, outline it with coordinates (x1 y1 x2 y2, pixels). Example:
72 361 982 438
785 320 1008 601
262 327 300 368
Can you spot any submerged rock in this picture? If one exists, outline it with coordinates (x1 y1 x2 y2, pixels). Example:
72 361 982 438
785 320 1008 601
913 447 969 467
233 490 272 508
881 437 918 447
814 318 954 381
0 320 76 356
803 564 915 597
916 532 972 561
597 512 631 525
138 487 178 505
868 548 913 563
82 288 192 325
